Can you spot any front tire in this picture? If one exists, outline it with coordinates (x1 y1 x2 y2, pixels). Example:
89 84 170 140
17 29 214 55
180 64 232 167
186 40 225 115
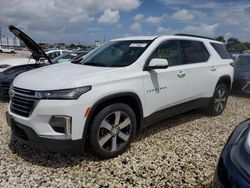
89 103 137 159
206 84 229 116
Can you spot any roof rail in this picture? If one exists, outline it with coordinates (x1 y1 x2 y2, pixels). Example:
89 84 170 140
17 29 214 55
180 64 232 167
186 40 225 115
175 33 216 41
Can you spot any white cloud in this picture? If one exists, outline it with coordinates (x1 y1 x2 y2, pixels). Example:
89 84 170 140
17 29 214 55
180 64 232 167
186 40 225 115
98 9 120 24
192 2 221 9
145 14 166 24
130 22 142 33
182 23 219 36
134 14 144 22
172 9 194 21
0 0 141 43
156 26 174 34
160 0 191 5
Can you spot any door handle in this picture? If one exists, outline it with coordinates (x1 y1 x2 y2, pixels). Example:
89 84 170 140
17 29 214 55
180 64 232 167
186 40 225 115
211 66 217 72
177 71 186 78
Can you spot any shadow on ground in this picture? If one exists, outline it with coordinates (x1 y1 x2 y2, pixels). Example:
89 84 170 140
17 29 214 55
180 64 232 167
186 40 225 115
8 109 205 168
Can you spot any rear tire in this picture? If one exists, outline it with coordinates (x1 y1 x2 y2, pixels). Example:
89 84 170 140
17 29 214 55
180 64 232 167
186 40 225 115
206 83 229 116
89 103 137 159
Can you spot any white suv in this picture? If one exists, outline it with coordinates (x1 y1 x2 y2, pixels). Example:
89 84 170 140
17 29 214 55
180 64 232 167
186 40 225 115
7 34 234 158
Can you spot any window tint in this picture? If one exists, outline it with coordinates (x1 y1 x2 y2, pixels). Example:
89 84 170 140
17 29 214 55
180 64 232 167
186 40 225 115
210 43 232 59
149 40 182 66
180 40 210 64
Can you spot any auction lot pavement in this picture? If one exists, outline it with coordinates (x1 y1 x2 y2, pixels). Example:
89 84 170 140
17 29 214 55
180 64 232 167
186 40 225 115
0 54 249 187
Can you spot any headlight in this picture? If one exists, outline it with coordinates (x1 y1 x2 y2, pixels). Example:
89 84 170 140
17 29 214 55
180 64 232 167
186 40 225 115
39 86 91 100
0 64 11 69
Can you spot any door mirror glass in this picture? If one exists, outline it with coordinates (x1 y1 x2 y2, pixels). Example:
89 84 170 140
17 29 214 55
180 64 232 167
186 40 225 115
145 58 169 71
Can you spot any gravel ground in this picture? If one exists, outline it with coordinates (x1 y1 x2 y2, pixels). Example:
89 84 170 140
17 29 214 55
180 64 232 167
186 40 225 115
0 96 249 187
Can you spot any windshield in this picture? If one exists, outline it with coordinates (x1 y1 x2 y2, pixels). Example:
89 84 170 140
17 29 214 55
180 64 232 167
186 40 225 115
78 40 152 67
52 53 80 64
235 55 250 67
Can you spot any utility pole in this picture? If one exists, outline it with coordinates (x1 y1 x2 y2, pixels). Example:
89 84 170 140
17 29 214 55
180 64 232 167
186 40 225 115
0 27 2 46
6 37 9 46
13 36 17 46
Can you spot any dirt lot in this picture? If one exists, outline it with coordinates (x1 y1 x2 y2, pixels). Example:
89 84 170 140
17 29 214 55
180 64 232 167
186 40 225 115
0 54 249 187
0 51 30 60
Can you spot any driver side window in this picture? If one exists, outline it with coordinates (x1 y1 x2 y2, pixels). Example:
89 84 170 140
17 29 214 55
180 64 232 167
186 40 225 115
149 40 182 67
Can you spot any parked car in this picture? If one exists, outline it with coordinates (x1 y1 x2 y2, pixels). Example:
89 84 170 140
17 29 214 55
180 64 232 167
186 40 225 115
213 119 250 187
232 54 250 94
0 57 36 72
0 26 87 99
0 46 15 53
0 51 87 99
0 49 71 73
6 29 234 158
45 49 72 60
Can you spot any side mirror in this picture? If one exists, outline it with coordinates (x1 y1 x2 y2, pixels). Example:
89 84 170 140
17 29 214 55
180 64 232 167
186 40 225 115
144 58 169 71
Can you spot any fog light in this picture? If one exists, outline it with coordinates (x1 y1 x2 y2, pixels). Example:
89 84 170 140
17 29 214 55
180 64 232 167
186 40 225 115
49 116 72 138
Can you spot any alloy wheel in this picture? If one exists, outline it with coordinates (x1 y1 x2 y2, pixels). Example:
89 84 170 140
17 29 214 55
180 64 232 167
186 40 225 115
214 87 227 112
98 111 132 152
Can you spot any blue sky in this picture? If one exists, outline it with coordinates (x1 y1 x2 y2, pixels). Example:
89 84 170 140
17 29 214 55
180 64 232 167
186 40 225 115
1 0 250 45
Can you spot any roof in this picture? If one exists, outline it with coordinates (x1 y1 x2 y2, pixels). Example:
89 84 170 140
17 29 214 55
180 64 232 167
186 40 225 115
111 36 158 41
111 34 222 43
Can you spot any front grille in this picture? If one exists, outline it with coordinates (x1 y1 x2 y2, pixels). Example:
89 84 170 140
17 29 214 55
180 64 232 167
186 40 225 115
10 87 40 118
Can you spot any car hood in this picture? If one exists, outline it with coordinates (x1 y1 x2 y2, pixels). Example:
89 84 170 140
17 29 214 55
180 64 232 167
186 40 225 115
1 64 46 80
13 63 124 90
9 25 52 63
0 58 36 72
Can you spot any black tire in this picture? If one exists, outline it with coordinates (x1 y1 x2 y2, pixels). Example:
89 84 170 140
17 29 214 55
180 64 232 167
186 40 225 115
89 103 137 159
206 83 229 116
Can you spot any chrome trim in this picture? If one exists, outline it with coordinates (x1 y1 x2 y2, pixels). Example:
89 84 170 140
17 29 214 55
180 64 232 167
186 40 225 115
10 87 40 118
48 116 72 139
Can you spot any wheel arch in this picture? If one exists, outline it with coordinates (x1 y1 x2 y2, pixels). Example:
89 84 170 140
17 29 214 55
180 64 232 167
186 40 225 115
82 92 144 142
216 75 232 92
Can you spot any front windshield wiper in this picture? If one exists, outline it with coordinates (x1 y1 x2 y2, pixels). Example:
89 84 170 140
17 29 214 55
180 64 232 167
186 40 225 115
83 62 107 67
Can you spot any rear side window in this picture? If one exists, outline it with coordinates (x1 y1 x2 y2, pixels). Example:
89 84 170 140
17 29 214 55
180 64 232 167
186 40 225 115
180 40 210 64
210 43 232 59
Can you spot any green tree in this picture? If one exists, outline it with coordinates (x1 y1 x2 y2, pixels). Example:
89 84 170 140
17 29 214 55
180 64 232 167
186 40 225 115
69 43 76 49
215 36 225 43
226 37 243 50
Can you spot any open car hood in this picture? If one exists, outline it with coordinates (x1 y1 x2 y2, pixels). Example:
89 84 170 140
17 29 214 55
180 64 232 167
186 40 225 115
9 25 52 63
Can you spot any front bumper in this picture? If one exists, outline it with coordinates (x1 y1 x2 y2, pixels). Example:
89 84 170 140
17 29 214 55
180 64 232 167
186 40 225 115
6 112 84 153
212 119 250 187
8 98 90 140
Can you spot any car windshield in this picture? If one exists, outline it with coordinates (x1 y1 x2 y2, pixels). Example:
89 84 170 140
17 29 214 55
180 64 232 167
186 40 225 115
52 53 80 64
78 40 152 67
235 55 250 67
